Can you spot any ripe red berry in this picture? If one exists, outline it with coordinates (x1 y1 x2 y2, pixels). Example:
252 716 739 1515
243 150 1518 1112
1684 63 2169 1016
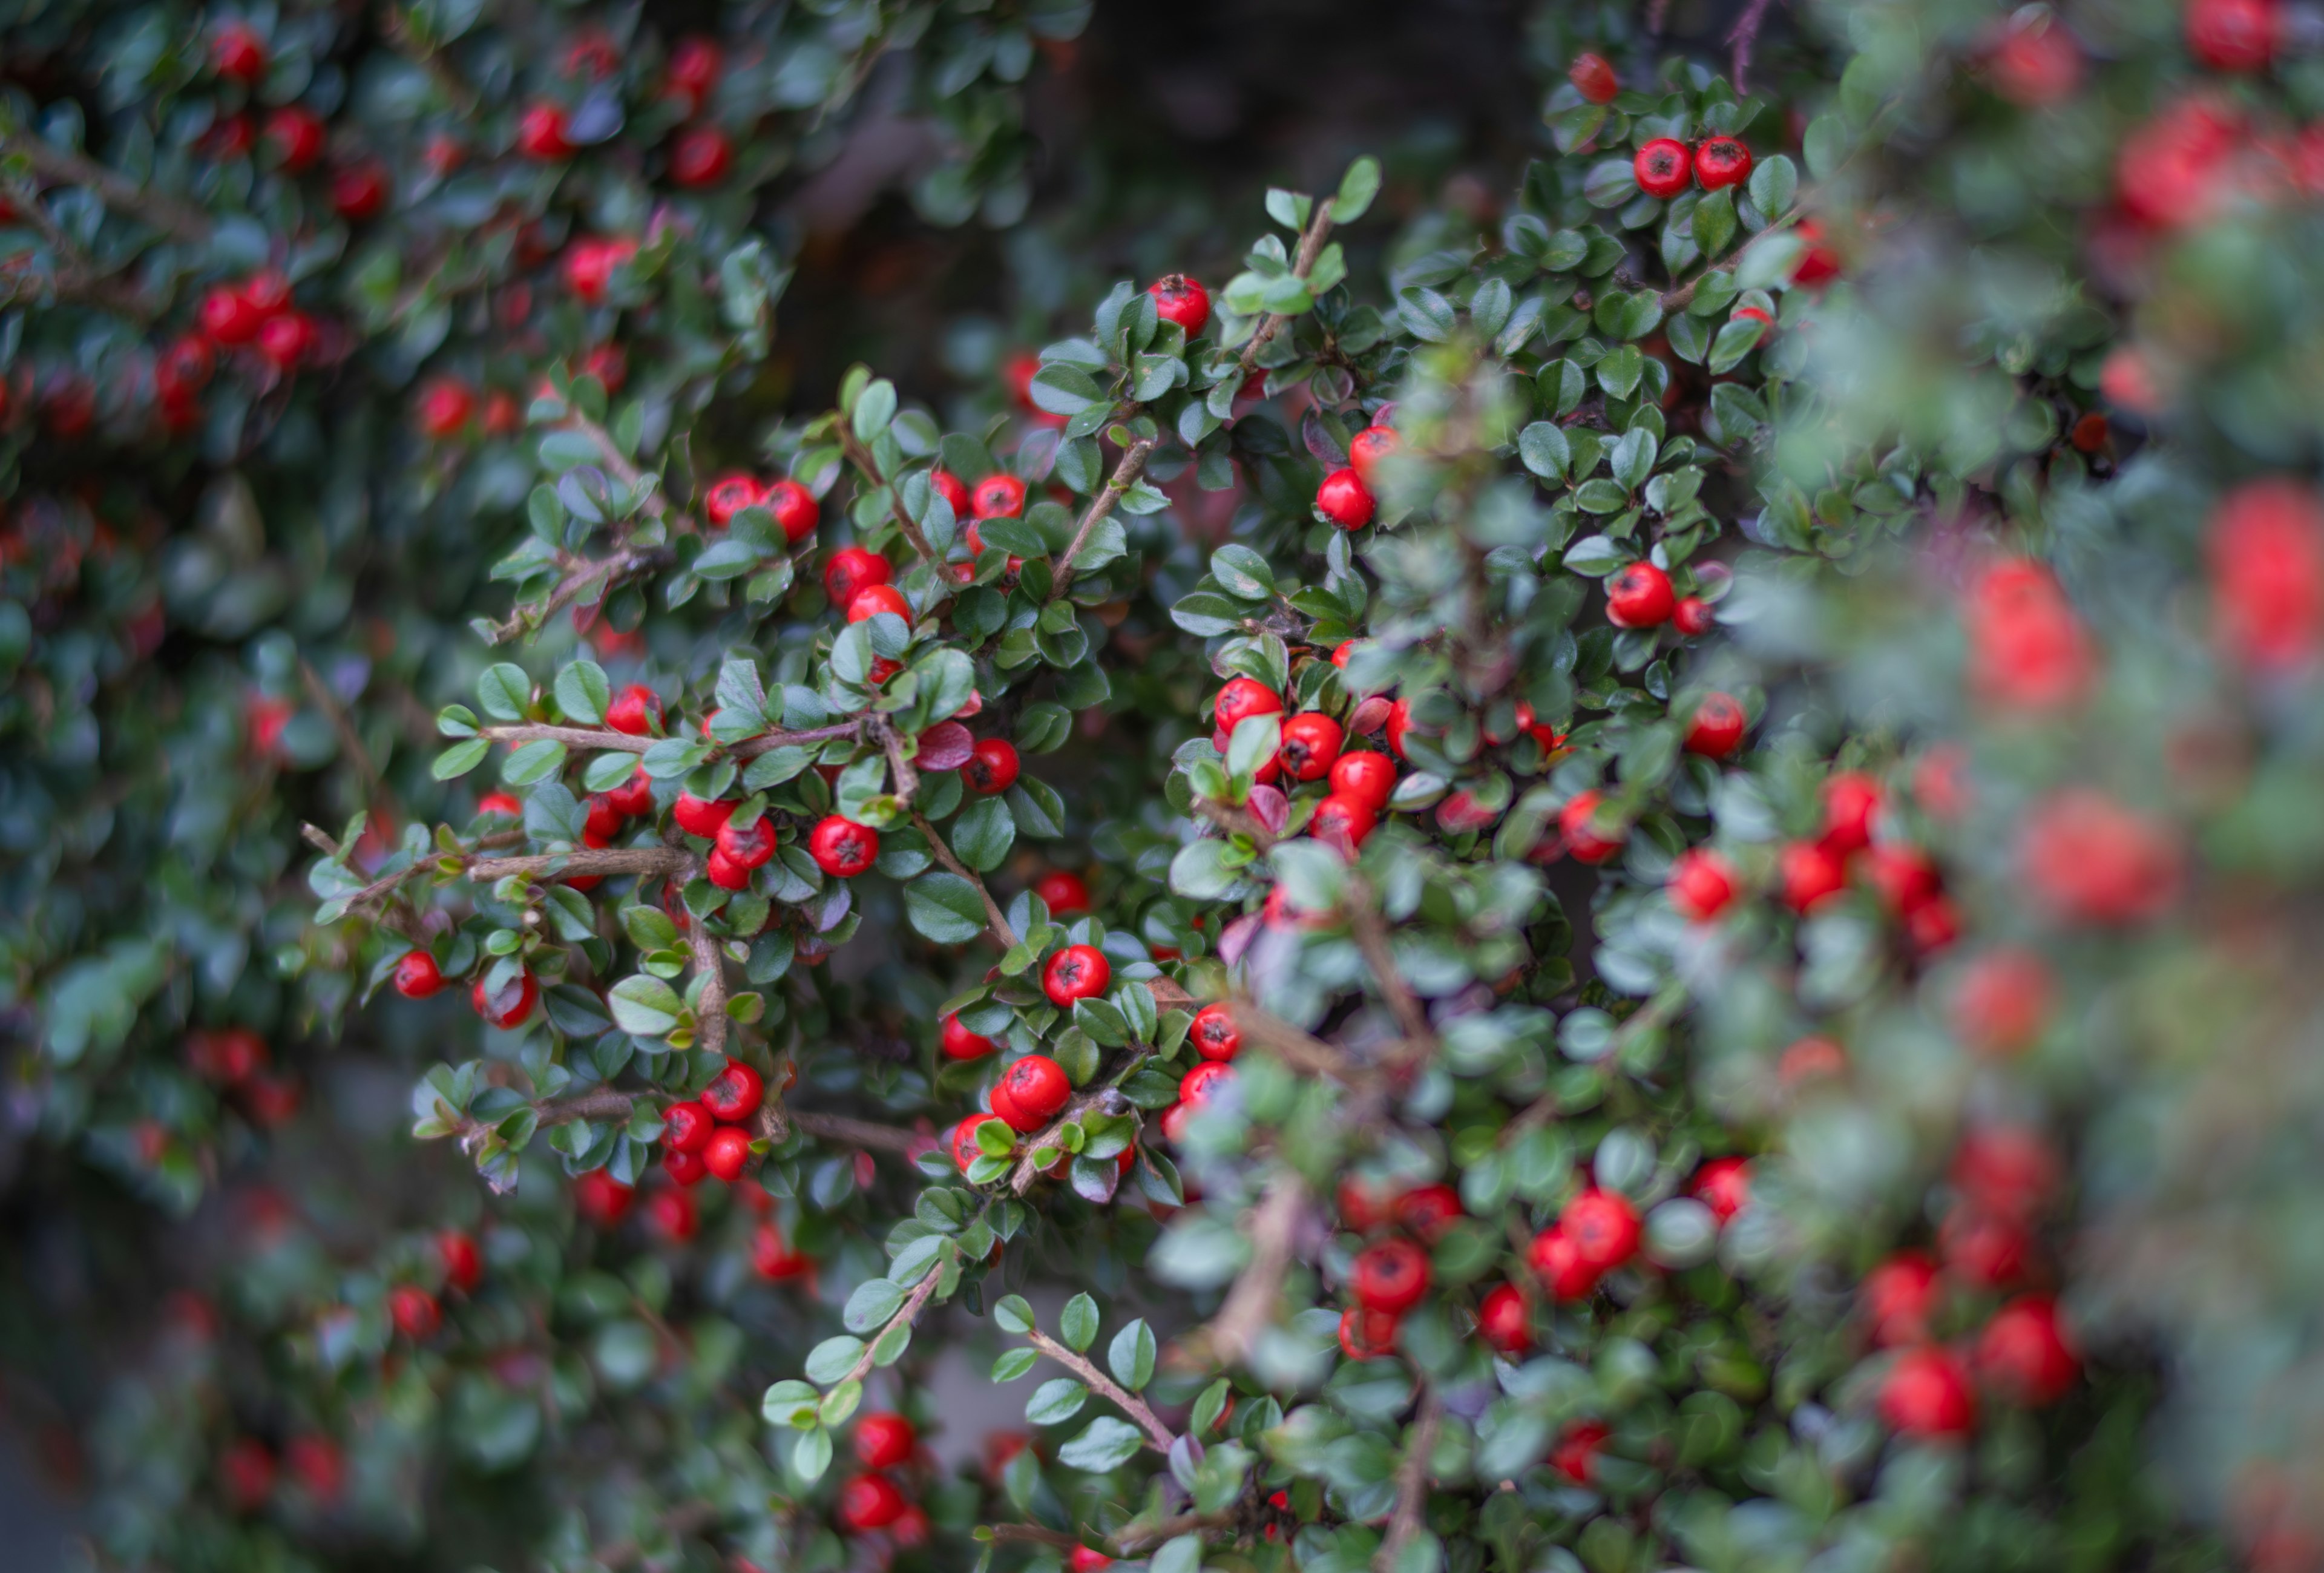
715 815 777 871
1693 137 1753 191
389 1284 441 1340
764 478 818 543
1278 713 1344 783
1190 1003 1240 1062
1673 596 1715 636
1146 274 1211 337
1951 947 2052 1056
254 310 315 372
1351 1237 1431 1314
1557 790 1626 864
1215 677 1285 736
848 584 912 623
262 106 326 172
664 36 723 110
156 334 217 403
471 970 538 1030
964 737 1020 795
393 950 446 999
1043 944 1111 1008
329 160 390 220
1604 560 1676 627
669 125 732 188
603 683 660 736
1820 772 1883 853
823 545 891 607
437 1229 483 1293
1035 870 1089 915
1347 424 1400 486
2186 0 2278 70
664 1147 708 1186
1880 1346 1977 1437
836 1474 908 1532
645 1186 699 1242
212 22 269 84
951 1114 997 1172
855 1413 916 1470
1634 137 1692 199
415 376 475 439
704 473 763 527
703 1125 752 1183
200 283 266 345
998 1054 1072 1131
1779 839 1849 912
1329 750 1395 811
1315 467 1375 530
929 468 971 519
1311 793 1377 855
663 1100 715 1154
1180 1061 1235 1110
1975 1296 2080 1407
942 1013 999 1060
808 815 879 878
605 767 656 818
219 1437 277 1512
704 849 749 891
703 1059 765 1122
1477 1282 1531 1355
1338 1304 1401 1360
971 473 1026 519
1862 1251 1940 1345
673 792 733 838
1692 1157 1752 1223
1561 1189 1641 1270
1684 692 1747 758
574 1169 635 1226
1986 16 2083 105
1071 1546 1117 1572
1551 1420 1610 1485
1569 52 1620 103
1396 1183 1463 1243
752 1221 810 1278
517 103 574 160
2020 788 2181 924
1669 848 1739 921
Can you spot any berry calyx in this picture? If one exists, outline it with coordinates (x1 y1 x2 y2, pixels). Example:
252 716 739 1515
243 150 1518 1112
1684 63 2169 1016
1278 712 1344 781
855 1413 916 1470
823 545 891 607
1316 467 1376 530
1569 52 1620 102
1669 848 1739 921
1330 750 1396 810
471 970 538 1030
1693 136 1753 191
1561 1189 1641 1270
1190 1003 1240 1062
702 1059 765 1121
964 737 1020 795
997 1054 1071 1131
1634 137 1692 199
1605 560 1676 627
715 816 777 873
1043 944 1111 1008
605 684 661 737
702 1125 752 1183
1351 1237 1431 1313
1880 1346 1978 1437
663 1100 715 1154
1146 274 1211 337
1035 870 1090 914
764 479 818 543
393 950 446 999
941 1013 999 1061
808 815 878 878
1477 1282 1531 1355
1684 692 1747 757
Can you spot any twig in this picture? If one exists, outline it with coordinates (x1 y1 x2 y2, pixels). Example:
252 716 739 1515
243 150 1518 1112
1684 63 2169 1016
484 542 673 646
839 1259 948 1386
682 867 729 1060
0 176 157 318
301 658 396 819
789 1112 925 1155
449 1086 634 1148
472 720 862 758
988 1525 1083 1550
463 847 691 884
1238 197 1338 373
1024 1328 1177 1452
1345 875 1437 1066
1727 0 1779 94
1190 796 1279 852
1373 1387 1442 1573
1050 438 1156 596
871 714 921 808
910 810 1019 951
1201 1169 1308 1364
1232 1005 1376 1089
1658 208 1806 312
1007 1063 1143 1195
2 133 213 241
838 429 939 565
1112 1509 1239 1554
1506 980 1685 1136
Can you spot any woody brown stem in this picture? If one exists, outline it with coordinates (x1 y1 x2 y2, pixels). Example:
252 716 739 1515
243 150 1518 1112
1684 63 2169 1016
1201 1169 1308 1365
1238 198 1337 372
839 430 939 565
911 810 1019 951
1024 1328 1176 1452
1374 1386 1442 1573
1051 438 1156 596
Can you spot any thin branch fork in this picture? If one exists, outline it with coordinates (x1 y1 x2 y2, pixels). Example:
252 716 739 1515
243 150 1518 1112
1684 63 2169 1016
2 133 214 241
680 865 730 1061
474 719 864 758
1344 875 1437 1066
789 1111 925 1155
1232 1004 1376 1089
1006 1068 1140 1196
1201 1169 1308 1365
452 1085 635 1148
838 429 940 565
1023 1327 1177 1452
911 810 1019 951
1191 795 1279 852
1050 436 1157 597
1238 197 1338 373
839 1261 947 1386
988 1524 1083 1550
1112 1509 1239 1554
1373 1386 1442 1573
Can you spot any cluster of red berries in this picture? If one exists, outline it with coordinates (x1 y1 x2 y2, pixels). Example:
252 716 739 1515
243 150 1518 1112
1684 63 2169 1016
1633 134 1754 201
1602 557 1714 634
833 1415 929 1542
386 1226 485 1344
1155 1002 1241 1143
516 34 731 182
704 470 819 542
1312 421 1397 530
1333 1177 1471 1358
183 1025 300 1127
413 376 523 441
656 1057 769 1186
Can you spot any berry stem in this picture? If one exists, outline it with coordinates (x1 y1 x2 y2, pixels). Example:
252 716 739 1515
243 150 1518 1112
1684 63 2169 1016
1022 1326 1177 1452
1050 436 1157 597
910 809 1020 951
1238 195 1338 373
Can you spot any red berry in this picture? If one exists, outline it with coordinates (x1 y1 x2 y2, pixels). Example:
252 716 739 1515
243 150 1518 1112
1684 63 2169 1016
1035 870 1089 915
156 334 216 402
329 160 390 220
1310 793 1377 855
212 22 269 84
284 1435 343 1503
965 737 1020 795
563 238 637 304
1528 1226 1601 1299
673 793 733 838
1215 677 1285 735
855 1413 917 1470
715 815 777 870
605 766 656 818
1951 947 2052 1056
1692 1157 1751 1224
1975 1296 2079 1407
1180 1061 1235 1110
389 1284 441 1340
1347 424 1399 486
663 1100 715 1154
416 376 475 438
663 1147 708 1186
703 1059 765 1122
1315 467 1375 529
823 545 891 607
437 1228 483 1292
254 310 315 371
1043 944 1111 1008
1071 1547 1116 1572
471 970 538 1030
929 468 971 518
752 1221 810 1278
1569 53 1620 103
971 473 1026 519
848 584 912 623
942 1013 999 1060
1951 1126 2059 1220
664 36 723 107
1352 1237 1431 1314
1820 772 1883 853
393 950 445 999
703 1125 752 1183
1605 560 1676 627
1330 750 1395 811
2020 788 2181 925
836 1474 907 1532
1477 1282 1531 1355
1396 1183 1463 1244
200 283 266 345
1557 790 1626 864
951 1114 998 1173
1779 840 1847 912
1986 16 2084 105
1669 848 1739 921
2208 479 2324 668
243 269 293 317
1551 1420 1610 1485
704 473 763 527
1190 1003 1240 1062
574 1169 635 1226
808 815 879 878
764 479 819 543
998 1054 1072 1130
1693 137 1753 191
594 687 655 740
1684 692 1747 757
669 125 732 187
517 103 574 160
1880 1347 1977 1437
262 106 326 171
2187 0 2278 70
1338 1304 1401 1359
1673 596 1715 636
1276 712 1344 782
645 1186 699 1241
1634 137 1692 199
1863 1251 1940 1346
1146 274 1211 336
704 848 750 890
1561 1189 1641 1271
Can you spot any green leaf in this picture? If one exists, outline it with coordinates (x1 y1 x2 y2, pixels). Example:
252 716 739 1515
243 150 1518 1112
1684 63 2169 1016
1333 156 1380 223
554 660 611 726
608 974 683 1037
1026 1377 1088 1426
793 1425 833 1482
1210 544 1275 600
433 738 491 780
1060 1292 1099 1352
950 795 1016 872
844 1276 906 1333
1748 154 1799 220
905 873 987 945
852 378 898 443
1107 1319 1157 1391
994 1295 1036 1335
1057 1416 1143 1472
501 739 566 786
991 1347 1039 1382
1518 422 1571 483
478 663 531 721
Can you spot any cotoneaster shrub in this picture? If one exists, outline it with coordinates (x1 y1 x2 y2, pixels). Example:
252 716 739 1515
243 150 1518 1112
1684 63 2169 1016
6 1 2324 1571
